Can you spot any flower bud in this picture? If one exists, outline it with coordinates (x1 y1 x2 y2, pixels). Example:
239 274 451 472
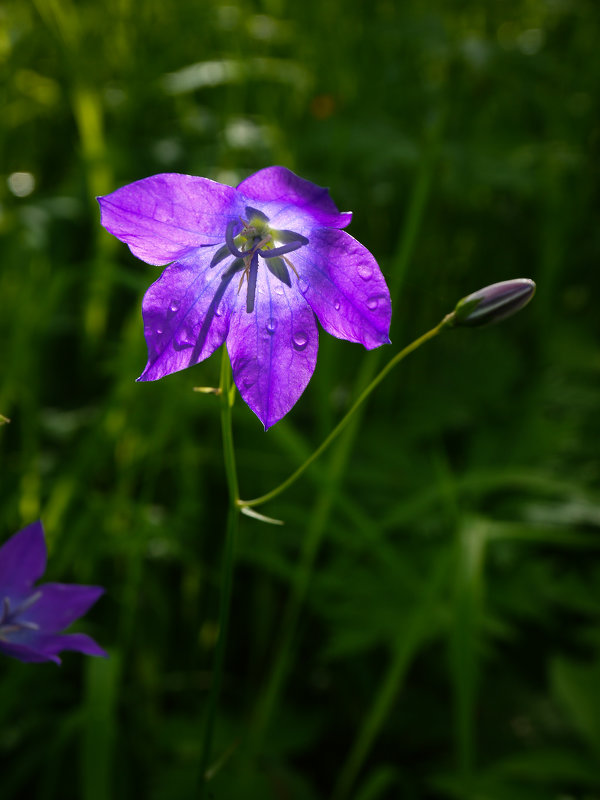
450 279 536 327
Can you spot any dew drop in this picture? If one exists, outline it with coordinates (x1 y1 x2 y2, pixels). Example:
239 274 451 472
366 293 388 312
292 331 308 351
274 284 285 295
155 323 164 335
357 264 373 281
334 300 341 311
298 277 309 294
266 317 277 334
173 326 195 350
169 299 180 315
242 373 256 388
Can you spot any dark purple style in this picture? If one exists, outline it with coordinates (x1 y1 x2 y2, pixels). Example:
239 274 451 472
98 167 392 429
0 521 107 664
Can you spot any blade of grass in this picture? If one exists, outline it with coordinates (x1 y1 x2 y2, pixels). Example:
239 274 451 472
81 652 121 800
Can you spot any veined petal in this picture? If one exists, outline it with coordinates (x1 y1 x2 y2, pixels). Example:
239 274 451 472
0 639 60 664
294 229 392 350
0 633 107 664
36 632 108 661
237 167 352 230
98 173 244 266
227 265 318 429
0 521 46 603
138 247 243 382
23 583 104 633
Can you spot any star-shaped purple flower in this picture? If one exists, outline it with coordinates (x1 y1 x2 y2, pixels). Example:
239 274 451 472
0 521 107 664
99 167 392 429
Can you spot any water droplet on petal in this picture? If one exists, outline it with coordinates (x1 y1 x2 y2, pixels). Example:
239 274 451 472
169 299 180 315
173 326 195 350
334 300 341 311
155 323 164 335
357 264 373 281
292 331 308 351
266 318 277 334
298 277 309 294
366 293 388 312
274 284 284 295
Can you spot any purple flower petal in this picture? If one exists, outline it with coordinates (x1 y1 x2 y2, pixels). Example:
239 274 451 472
0 633 108 664
138 247 243 381
294 228 392 350
98 174 244 266
0 521 46 603
23 583 104 633
36 632 108 661
227 264 319 429
237 167 352 230
0 639 61 664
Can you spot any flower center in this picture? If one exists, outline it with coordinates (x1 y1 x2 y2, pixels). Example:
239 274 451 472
210 206 308 313
0 593 41 639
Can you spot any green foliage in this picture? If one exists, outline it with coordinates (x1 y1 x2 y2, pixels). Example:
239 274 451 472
2 0 600 797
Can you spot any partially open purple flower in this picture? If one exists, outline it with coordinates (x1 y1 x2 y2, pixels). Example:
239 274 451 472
99 167 392 429
0 521 107 664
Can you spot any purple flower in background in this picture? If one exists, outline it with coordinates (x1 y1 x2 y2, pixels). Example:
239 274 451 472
0 521 107 664
99 167 392 429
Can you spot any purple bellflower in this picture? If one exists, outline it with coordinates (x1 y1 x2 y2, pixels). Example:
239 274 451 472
98 167 392 429
0 521 107 664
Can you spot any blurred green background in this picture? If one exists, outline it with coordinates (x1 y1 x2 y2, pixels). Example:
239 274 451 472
2 0 600 797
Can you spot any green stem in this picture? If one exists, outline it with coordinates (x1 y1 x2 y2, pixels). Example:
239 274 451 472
247 316 451 754
239 315 452 509
198 349 240 796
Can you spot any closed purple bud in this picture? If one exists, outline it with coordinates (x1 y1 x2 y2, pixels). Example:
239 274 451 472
450 279 536 327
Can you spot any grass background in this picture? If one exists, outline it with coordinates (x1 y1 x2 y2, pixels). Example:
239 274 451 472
2 0 600 797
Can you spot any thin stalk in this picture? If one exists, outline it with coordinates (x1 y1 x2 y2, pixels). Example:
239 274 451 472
248 314 452 755
198 348 240 796
240 316 452 510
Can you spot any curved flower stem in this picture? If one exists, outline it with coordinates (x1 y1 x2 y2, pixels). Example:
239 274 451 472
198 347 240 796
239 314 453 510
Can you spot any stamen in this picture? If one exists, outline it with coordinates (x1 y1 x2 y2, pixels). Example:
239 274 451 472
225 220 246 259
245 206 269 223
210 244 231 268
274 230 309 246
18 620 40 631
246 253 259 313
283 256 300 279
260 241 305 258
16 591 42 613
0 624 21 636
222 258 244 280
1 596 10 624
265 256 291 287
